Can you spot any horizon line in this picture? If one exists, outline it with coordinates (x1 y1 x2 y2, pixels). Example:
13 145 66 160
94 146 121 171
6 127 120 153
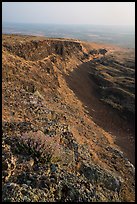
2 21 135 27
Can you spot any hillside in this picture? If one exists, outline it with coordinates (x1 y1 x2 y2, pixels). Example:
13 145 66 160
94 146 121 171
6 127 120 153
2 34 135 202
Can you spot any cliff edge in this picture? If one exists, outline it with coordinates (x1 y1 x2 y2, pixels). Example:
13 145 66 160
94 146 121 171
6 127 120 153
2 34 135 202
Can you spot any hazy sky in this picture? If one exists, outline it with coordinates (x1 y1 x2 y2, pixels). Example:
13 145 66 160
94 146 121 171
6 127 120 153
2 2 135 26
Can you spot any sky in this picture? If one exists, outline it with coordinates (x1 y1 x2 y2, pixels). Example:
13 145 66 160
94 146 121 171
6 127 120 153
2 2 135 26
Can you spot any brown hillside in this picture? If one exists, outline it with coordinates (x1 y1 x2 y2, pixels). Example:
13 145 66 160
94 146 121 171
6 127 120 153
2 34 135 202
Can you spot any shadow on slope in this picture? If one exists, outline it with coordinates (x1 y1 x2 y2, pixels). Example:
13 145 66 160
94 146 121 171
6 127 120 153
65 60 135 165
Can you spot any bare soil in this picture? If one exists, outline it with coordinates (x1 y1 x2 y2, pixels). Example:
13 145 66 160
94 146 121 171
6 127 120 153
65 60 135 164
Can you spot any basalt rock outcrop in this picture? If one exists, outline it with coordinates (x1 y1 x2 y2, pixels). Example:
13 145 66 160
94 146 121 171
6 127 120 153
2 34 135 202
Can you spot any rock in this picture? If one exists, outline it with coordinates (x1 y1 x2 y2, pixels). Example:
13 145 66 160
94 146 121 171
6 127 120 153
6 182 17 188
98 48 107 55
2 161 9 171
2 35 135 202
104 175 121 192
125 161 135 175
22 184 28 188
33 90 44 100
50 177 56 183
50 164 57 173
23 196 31 202
89 49 98 55
39 180 48 189
79 162 121 192
83 52 89 59
58 182 80 202
26 180 31 185
28 158 34 167
79 163 100 183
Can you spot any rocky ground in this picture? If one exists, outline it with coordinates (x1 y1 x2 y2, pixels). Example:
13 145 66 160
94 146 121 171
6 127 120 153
2 34 135 202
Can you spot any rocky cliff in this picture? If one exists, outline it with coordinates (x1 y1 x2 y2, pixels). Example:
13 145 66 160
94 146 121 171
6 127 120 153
2 34 135 202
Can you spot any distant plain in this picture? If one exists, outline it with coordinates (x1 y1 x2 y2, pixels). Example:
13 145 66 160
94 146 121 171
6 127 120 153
2 22 135 49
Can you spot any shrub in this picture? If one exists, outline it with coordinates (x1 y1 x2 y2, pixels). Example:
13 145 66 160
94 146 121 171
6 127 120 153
16 130 63 163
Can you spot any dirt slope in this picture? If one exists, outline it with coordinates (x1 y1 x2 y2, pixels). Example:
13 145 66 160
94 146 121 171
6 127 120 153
2 34 135 202
65 59 135 165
